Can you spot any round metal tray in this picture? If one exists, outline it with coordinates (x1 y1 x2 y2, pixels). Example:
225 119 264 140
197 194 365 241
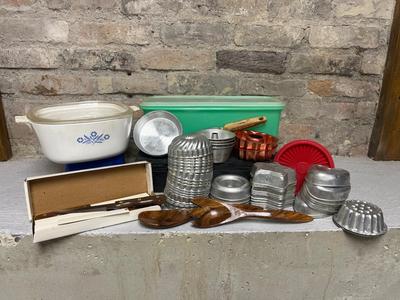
133 110 182 156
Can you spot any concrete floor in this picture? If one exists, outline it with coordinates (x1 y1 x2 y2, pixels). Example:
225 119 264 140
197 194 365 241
1 157 400 299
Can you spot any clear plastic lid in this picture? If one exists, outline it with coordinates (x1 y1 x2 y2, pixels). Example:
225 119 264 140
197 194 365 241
26 101 133 125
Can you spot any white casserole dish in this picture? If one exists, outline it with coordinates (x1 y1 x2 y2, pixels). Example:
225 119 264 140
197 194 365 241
16 101 138 164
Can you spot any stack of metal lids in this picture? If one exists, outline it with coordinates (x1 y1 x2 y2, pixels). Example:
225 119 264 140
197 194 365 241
210 175 250 204
250 162 296 209
164 134 213 208
295 165 350 218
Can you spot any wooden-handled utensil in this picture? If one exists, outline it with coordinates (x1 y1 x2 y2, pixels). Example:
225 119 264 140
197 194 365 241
138 206 211 229
192 198 313 228
36 195 166 220
138 197 312 229
223 116 267 132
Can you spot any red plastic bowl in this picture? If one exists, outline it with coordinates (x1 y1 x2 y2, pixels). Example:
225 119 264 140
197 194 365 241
274 140 335 194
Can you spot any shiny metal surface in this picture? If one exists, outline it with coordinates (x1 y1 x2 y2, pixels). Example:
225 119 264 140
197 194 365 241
306 184 351 201
299 184 345 215
199 128 236 141
251 162 296 189
199 128 236 164
165 134 213 208
306 165 350 187
134 110 182 156
210 175 250 202
293 195 330 219
333 200 387 237
250 162 296 209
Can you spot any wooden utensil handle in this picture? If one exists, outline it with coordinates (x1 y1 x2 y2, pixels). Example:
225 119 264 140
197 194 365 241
223 116 267 132
244 210 313 223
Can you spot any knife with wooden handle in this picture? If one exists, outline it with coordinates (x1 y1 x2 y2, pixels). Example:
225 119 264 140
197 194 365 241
35 194 166 220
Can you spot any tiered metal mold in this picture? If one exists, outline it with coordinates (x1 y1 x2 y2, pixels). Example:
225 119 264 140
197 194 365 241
199 128 236 164
250 162 296 209
333 200 387 237
210 175 251 204
164 134 213 208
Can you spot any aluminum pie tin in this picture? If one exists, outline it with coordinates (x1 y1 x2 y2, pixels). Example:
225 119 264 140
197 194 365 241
210 175 251 202
134 110 182 156
333 200 387 237
306 165 350 187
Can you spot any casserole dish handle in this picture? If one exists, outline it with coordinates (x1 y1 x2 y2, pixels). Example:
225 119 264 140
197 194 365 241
129 105 140 112
15 115 33 129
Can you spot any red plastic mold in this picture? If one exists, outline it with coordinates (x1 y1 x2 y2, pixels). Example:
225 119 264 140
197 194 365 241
274 140 335 194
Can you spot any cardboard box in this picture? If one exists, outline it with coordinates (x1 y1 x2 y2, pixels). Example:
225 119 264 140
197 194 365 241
24 161 160 242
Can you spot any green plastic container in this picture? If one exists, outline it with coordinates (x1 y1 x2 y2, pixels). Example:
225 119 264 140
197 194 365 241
140 96 285 136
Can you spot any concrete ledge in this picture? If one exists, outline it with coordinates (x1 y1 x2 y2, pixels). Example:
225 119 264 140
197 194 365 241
1 157 400 299
0 156 399 235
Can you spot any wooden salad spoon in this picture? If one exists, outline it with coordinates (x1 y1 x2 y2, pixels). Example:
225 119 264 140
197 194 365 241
137 201 263 229
138 206 211 229
192 198 313 228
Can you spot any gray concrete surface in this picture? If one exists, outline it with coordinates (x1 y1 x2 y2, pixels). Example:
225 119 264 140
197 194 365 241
1 156 399 235
1 231 400 300
1 157 400 299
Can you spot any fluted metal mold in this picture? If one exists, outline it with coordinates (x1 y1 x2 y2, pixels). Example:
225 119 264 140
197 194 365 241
333 200 387 237
164 134 214 208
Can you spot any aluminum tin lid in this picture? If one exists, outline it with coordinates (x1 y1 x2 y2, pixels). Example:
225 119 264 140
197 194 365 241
211 175 250 201
134 110 183 156
26 101 133 125
333 200 387 237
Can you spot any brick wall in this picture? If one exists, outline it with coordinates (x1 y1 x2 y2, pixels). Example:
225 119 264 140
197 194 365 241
0 0 395 158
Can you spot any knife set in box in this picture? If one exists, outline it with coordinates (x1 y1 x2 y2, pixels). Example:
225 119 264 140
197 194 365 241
24 161 160 243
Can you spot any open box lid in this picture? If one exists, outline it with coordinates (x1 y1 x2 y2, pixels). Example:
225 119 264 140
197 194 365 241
24 161 153 221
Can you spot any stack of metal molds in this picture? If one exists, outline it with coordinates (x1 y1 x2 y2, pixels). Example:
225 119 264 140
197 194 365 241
210 175 251 204
164 134 213 208
250 162 296 209
199 128 236 163
295 165 350 218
